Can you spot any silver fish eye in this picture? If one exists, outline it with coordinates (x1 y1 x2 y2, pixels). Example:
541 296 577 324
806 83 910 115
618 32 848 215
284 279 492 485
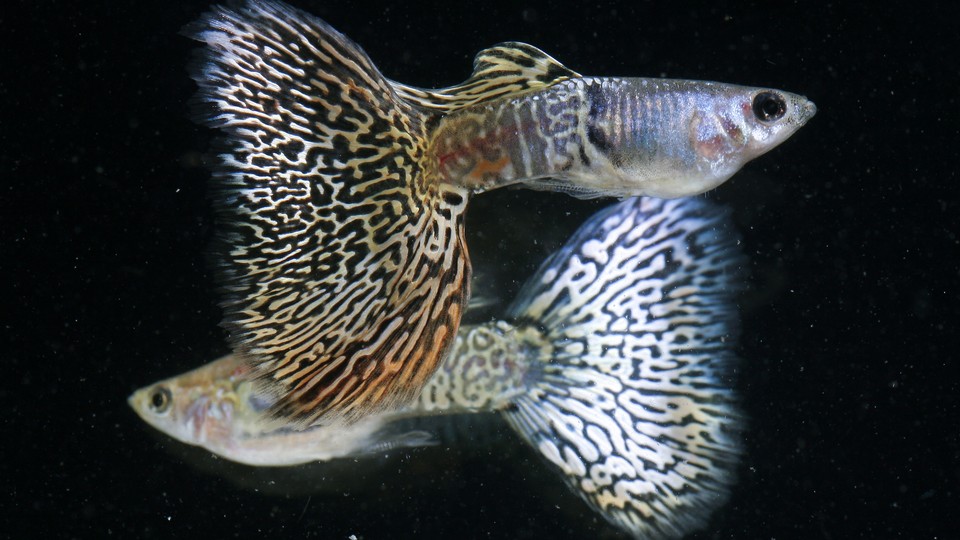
149 386 172 414
752 91 787 122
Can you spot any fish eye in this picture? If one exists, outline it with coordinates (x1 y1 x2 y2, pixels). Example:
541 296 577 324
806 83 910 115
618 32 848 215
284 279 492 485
149 386 172 414
752 91 787 122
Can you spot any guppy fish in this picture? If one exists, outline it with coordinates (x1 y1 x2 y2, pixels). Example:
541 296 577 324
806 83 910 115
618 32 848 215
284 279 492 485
131 196 745 539
177 0 813 431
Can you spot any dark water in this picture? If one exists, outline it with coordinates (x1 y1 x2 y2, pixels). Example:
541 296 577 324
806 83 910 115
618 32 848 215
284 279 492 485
8 1 957 538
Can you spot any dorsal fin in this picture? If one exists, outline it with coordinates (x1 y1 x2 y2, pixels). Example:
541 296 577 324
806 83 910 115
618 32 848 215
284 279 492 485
395 42 580 112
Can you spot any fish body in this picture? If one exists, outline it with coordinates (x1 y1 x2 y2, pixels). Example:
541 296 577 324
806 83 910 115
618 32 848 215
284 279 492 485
430 76 815 198
131 195 745 538
178 0 812 432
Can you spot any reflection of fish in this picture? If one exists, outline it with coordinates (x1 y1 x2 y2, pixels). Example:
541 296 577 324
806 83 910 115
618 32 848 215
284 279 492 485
131 195 744 538
180 0 813 430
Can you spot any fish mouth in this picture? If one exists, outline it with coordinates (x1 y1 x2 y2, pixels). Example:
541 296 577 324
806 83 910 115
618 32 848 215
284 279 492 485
127 390 149 421
127 391 140 411
799 98 817 123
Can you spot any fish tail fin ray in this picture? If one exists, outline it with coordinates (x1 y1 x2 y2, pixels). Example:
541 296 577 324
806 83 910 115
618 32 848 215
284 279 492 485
504 197 746 539
186 1 469 427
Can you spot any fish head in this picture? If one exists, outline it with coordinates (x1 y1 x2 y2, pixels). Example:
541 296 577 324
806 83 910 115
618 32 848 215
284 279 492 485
680 84 816 194
587 79 816 199
707 86 816 160
128 354 258 450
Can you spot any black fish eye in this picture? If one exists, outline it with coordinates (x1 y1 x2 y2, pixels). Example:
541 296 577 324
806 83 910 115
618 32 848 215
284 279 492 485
150 386 172 413
752 92 787 122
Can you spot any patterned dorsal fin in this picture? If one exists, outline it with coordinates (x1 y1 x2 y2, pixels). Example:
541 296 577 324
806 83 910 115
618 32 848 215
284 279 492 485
395 42 580 112
186 1 470 428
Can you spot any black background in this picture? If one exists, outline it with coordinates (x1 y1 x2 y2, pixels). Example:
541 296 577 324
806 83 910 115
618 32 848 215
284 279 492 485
6 1 958 538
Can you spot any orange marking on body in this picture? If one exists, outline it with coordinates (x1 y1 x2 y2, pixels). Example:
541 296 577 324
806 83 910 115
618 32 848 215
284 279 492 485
438 123 525 182
695 135 727 160
467 155 511 180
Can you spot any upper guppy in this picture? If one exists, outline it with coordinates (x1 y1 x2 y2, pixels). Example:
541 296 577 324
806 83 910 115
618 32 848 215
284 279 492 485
148 0 813 442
